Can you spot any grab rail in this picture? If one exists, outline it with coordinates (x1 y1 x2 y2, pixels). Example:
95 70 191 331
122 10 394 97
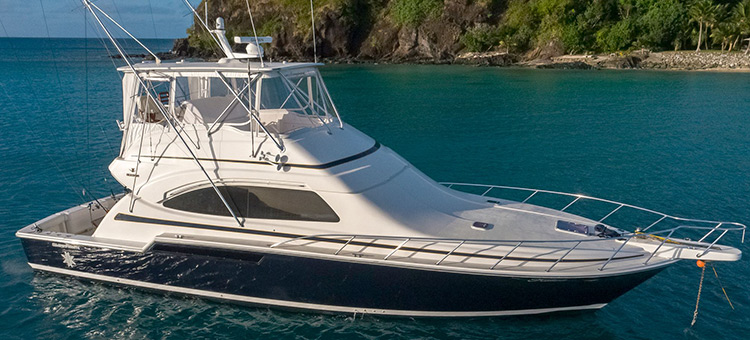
268 224 743 273
264 182 745 273
440 182 746 243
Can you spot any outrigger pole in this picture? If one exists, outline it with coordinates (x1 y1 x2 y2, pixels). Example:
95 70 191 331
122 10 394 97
244 0 265 68
82 0 245 228
181 0 223 53
84 1 161 64
310 0 317 63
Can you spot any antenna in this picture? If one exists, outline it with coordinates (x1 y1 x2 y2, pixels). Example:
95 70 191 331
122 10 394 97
211 17 235 59
310 0 317 63
245 0 265 67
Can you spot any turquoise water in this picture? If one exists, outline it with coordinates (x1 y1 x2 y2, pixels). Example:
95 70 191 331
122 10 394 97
1 38 749 339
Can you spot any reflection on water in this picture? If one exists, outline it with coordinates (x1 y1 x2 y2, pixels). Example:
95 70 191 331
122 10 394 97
27 273 619 340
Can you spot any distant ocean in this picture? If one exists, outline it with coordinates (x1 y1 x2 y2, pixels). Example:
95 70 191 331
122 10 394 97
1 38 749 339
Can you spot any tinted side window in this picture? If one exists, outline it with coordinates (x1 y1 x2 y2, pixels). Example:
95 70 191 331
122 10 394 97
163 186 339 222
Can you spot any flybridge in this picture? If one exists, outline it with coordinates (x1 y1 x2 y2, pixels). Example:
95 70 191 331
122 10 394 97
80 0 342 228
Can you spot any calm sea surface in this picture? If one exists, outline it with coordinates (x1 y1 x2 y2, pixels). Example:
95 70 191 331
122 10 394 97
1 38 749 339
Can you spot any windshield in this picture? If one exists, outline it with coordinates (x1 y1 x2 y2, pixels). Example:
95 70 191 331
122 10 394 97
126 68 339 135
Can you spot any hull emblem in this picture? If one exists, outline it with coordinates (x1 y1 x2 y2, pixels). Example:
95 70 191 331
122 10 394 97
61 251 76 268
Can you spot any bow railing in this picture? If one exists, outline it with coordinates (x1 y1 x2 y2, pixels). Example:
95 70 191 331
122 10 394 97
268 227 742 273
266 183 745 273
440 182 746 245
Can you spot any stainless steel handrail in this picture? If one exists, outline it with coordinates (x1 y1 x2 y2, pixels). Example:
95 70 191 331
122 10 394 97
440 182 747 242
265 180 747 273
546 241 581 272
268 223 743 272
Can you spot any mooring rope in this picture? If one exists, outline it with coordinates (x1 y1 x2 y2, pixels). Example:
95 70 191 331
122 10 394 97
711 264 735 310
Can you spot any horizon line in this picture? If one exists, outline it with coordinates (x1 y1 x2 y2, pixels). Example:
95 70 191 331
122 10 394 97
0 36 185 40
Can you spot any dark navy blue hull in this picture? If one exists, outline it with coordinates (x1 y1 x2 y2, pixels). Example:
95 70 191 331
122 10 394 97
20 238 664 316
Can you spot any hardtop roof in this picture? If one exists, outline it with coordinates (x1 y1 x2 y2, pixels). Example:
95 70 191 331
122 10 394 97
117 60 323 73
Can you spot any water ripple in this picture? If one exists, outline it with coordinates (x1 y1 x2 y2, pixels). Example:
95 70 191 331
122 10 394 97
2 45 750 339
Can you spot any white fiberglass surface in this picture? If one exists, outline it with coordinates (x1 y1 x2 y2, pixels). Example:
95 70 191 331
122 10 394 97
348 165 615 245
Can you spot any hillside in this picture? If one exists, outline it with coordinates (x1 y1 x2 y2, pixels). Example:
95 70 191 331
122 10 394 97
176 0 750 64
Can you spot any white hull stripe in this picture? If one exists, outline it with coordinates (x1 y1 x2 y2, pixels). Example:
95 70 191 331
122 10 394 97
29 263 606 317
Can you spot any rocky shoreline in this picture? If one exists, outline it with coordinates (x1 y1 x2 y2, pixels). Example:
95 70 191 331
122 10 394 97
141 38 750 72
454 50 750 71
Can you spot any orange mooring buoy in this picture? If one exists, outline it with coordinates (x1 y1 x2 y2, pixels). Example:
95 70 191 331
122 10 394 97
696 260 706 268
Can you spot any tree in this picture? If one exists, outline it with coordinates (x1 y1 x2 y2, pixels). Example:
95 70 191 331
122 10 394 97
690 0 717 51
712 21 740 51
596 18 635 51
637 0 688 50
497 0 539 52
706 4 728 50
732 0 750 53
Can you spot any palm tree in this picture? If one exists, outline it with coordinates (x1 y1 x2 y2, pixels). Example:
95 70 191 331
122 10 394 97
690 0 717 51
732 0 750 53
707 4 728 50
709 4 732 50
712 22 739 51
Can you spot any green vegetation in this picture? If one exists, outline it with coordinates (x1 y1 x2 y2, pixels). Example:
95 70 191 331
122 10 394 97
186 25 220 56
257 17 283 37
463 0 750 54
280 0 349 34
461 24 501 52
390 0 443 27
186 0 750 59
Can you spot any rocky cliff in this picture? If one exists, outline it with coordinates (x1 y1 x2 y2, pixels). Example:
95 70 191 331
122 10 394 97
175 0 500 63
172 1 750 71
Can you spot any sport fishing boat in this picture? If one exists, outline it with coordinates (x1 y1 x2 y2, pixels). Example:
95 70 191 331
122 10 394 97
17 1 745 317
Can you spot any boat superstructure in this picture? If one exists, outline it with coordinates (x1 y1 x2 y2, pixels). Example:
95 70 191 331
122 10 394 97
15 1 746 317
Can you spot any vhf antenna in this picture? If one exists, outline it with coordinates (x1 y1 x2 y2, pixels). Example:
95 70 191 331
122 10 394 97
310 0 317 63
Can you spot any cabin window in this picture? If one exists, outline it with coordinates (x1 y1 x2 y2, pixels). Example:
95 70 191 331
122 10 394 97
258 77 291 109
174 77 247 106
163 186 340 222
172 76 252 128
209 78 229 97
133 80 170 123
257 74 332 117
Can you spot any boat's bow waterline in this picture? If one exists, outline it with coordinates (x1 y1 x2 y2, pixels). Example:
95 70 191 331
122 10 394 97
16 4 745 317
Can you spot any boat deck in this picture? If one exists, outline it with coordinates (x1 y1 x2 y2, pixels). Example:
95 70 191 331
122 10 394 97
16 189 744 278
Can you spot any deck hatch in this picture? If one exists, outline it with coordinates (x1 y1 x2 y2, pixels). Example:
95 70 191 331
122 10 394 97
556 220 592 235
